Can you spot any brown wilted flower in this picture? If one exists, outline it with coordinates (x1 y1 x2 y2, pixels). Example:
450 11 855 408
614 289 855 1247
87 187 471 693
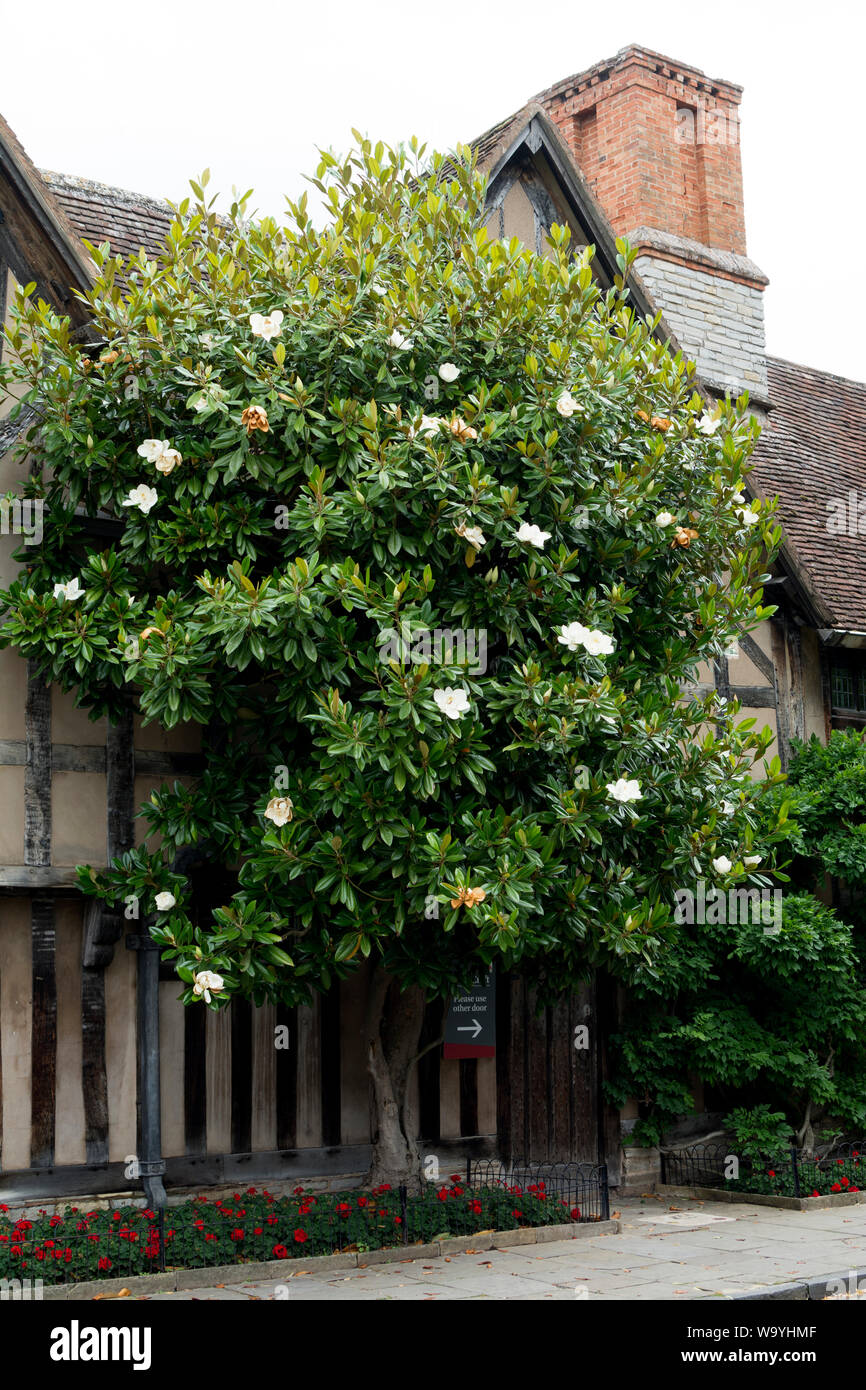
242 404 270 434
634 408 650 423
651 416 672 432
100 350 119 365
450 885 486 909
448 416 477 444
671 527 699 548
140 627 163 642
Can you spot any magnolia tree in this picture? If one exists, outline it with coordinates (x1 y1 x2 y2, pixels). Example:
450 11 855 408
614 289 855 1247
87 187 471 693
0 137 787 1185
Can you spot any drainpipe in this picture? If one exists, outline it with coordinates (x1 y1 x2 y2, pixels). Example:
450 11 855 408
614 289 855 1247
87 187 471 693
127 918 167 1208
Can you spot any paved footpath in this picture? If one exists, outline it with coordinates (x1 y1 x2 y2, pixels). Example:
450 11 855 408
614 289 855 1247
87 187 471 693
135 1194 866 1301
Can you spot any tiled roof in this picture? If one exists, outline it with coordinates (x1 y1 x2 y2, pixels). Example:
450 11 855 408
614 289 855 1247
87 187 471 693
40 171 173 263
751 357 866 630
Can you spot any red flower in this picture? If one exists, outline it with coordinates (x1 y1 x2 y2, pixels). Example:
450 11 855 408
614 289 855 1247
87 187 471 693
272 1244 289 1258
767 1170 776 1178
98 1257 112 1271
812 1190 820 1197
34 1250 45 1261
837 1159 845 1165
831 1183 842 1192
851 1186 859 1193
470 1200 482 1215
230 1229 245 1241
357 1197 368 1208
336 1203 351 1218
394 1216 402 1225
247 1187 257 1195
437 1189 449 1202
513 1210 523 1219
571 1207 581 1220
841 1177 850 1187
294 1229 307 1243
267 1215 278 1225
112 1212 121 1222
143 1209 156 1220
205 1234 218 1242
293 1186 305 1196
11 1246 22 1258
0 1204 7 1212
452 1186 464 1197
49 1215 62 1227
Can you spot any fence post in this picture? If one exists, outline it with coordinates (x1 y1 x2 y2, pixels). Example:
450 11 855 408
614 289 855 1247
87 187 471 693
600 1164 610 1222
791 1145 801 1199
158 1206 166 1273
659 1148 666 1185
399 1184 408 1245
466 1158 472 1190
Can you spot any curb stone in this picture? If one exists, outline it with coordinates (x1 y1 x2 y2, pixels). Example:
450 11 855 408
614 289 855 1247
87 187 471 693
732 1266 866 1301
40 1218 621 1300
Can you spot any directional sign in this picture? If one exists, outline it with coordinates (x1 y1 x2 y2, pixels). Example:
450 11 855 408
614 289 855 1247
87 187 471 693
444 969 496 1059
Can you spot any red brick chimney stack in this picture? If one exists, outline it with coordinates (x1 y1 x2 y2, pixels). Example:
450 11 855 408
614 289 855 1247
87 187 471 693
535 46 769 401
536 45 748 254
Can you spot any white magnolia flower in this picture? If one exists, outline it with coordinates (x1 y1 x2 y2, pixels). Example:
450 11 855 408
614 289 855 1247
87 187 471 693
556 389 579 417
122 484 159 514
744 854 762 867
154 447 182 475
192 970 225 1004
712 855 733 874
154 891 176 912
737 507 759 526
515 521 552 549
731 491 745 504
249 309 284 340
264 796 294 826
606 778 643 804
558 621 590 652
456 523 486 550
698 412 723 435
655 511 675 527
582 628 616 657
439 362 460 382
200 332 215 349
720 799 736 816
388 329 412 350
368 281 388 297
192 384 227 413
409 414 442 439
434 687 471 720
53 577 85 602
137 438 170 463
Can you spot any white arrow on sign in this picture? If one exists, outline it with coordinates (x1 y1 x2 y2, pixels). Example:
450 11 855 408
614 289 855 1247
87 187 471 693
457 1019 482 1038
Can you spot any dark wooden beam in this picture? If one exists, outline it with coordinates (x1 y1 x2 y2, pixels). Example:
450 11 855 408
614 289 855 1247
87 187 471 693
0 739 204 776
0 127 94 324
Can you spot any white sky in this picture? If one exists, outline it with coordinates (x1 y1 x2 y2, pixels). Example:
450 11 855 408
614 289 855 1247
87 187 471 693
4 0 865 382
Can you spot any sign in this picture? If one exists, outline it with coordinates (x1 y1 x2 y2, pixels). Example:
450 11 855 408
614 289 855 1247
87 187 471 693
444 968 496 1059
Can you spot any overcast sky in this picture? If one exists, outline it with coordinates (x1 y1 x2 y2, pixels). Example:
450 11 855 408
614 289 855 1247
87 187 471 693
4 0 864 381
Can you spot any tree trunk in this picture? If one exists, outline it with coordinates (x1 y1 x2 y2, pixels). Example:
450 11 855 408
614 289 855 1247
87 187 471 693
366 965 428 1191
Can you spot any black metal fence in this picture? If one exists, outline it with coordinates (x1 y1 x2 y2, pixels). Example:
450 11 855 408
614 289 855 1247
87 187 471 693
661 1140 866 1199
466 1159 610 1223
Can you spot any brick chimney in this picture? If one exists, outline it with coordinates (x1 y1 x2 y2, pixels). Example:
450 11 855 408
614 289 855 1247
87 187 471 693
535 46 769 401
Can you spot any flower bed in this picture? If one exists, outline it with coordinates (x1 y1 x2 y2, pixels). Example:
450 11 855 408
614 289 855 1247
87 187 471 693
0 1173 591 1286
727 1151 863 1199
